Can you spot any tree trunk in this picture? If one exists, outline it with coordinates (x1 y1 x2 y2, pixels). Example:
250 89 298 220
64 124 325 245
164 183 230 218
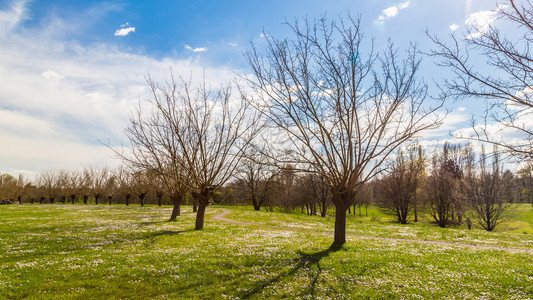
157 193 163 207
108 195 112 205
195 199 208 230
125 194 131 206
193 198 198 212
321 199 327 217
169 194 182 221
333 204 348 246
95 195 99 205
83 195 88 205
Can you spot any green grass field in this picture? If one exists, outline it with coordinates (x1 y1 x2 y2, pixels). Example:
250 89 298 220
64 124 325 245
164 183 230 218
1 204 532 299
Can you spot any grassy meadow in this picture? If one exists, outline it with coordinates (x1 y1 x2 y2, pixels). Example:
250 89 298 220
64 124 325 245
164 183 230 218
1 204 532 299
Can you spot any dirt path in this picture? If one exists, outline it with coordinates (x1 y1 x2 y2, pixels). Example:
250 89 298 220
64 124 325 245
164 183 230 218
210 209 533 254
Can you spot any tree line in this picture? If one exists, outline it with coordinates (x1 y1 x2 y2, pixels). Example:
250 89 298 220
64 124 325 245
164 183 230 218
2 143 531 234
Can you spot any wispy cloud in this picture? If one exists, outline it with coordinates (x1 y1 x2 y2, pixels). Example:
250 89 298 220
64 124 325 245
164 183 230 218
114 22 135 36
375 1 410 24
184 44 207 52
449 24 459 31
42 70 66 80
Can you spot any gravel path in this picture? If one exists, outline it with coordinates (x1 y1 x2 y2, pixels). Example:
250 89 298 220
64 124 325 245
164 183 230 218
211 209 533 254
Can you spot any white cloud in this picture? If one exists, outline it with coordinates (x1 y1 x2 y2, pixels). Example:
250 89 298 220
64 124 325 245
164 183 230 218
259 32 267 38
375 1 410 24
228 42 238 47
41 70 66 80
114 25 135 36
449 24 459 31
184 44 207 52
457 106 466 112
0 4 237 178
464 8 499 39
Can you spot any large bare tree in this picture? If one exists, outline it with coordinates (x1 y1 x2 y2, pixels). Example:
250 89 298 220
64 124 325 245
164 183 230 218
245 16 443 246
120 73 259 229
429 0 533 159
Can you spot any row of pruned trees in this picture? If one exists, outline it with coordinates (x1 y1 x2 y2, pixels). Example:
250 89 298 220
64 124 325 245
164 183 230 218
0 167 194 213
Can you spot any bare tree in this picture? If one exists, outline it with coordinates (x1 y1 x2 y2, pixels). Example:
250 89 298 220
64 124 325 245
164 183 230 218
245 15 443 246
36 170 61 204
424 143 468 228
235 153 278 211
85 167 109 205
307 174 331 217
379 146 424 224
461 146 516 231
112 166 134 206
119 73 259 229
429 0 533 159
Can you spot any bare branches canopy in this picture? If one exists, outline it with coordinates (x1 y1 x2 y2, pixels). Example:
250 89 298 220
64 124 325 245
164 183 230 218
429 0 533 159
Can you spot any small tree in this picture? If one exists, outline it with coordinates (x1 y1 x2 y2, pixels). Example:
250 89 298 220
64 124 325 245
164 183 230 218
461 147 516 231
424 143 467 228
380 146 424 224
236 153 278 211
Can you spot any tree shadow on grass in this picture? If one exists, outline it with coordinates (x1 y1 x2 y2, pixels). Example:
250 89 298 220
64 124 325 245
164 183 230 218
143 229 194 240
238 243 343 299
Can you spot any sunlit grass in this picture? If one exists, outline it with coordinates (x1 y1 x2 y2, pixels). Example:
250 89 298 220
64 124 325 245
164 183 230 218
0 204 532 299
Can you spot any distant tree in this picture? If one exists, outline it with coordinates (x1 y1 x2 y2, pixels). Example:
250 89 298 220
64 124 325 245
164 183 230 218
0 173 18 201
429 0 533 159
104 173 118 205
354 183 373 217
236 153 278 211
37 170 61 204
112 167 134 206
86 167 109 205
245 15 443 245
516 163 533 205
307 174 331 217
62 170 82 204
380 146 424 224
132 171 151 207
424 143 467 228
461 147 516 231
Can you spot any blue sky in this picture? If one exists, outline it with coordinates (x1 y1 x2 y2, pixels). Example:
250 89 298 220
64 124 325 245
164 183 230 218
0 0 506 178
